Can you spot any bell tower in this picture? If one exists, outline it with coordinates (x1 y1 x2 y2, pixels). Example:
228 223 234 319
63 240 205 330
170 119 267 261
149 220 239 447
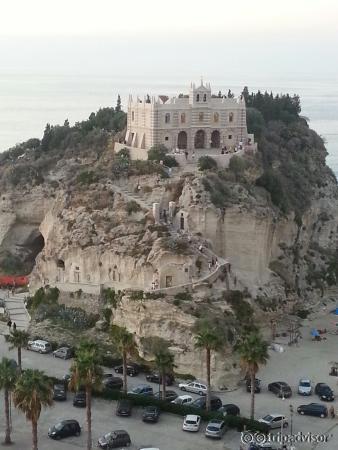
189 79 211 105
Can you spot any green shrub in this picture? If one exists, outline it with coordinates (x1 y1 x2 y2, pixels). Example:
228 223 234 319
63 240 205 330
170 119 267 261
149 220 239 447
198 156 217 171
126 200 141 215
174 292 192 302
148 144 169 162
163 155 179 168
76 171 97 185
128 290 144 301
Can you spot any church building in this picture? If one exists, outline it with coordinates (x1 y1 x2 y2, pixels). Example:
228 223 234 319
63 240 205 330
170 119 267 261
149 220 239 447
124 81 253 153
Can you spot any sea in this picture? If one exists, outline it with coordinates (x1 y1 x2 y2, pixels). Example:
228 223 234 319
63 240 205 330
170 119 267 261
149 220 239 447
0 74 337 176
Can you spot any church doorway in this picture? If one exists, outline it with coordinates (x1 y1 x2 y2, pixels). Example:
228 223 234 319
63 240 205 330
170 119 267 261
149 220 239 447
211 130 220 148
177 131 187 149
194 129 205 149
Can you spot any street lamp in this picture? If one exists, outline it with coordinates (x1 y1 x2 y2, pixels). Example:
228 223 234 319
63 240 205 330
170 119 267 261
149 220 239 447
289 404 294 435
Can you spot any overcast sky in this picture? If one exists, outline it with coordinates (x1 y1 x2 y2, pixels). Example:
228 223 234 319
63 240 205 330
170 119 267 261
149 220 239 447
0 0 337 78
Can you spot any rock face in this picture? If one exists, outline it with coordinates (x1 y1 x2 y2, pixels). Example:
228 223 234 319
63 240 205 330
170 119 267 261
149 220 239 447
1 114 338 383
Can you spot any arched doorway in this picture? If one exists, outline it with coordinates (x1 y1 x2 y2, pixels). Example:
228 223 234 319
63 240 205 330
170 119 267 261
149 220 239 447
177 131 187 149
194 129 205 149
211 130 220 148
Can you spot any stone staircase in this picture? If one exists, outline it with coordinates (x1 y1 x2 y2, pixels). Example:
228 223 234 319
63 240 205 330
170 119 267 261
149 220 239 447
112 183 162 211
0 291 30 330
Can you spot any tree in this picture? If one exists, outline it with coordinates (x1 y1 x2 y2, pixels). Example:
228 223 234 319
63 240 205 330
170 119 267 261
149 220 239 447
229 155 249 181
194 328 222 411
198 156 217 172
13 369 53 450
115 94 121 112
154 348 175 398
111 325 136 393
0 358 18 445
237 331 269 419
69 340 103 450
6 329 30 373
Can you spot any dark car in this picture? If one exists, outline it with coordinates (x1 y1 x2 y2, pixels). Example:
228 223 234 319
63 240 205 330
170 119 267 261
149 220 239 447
48 420 81 440
53 347 73 360
142 405 160 423
191 395 222 411
114 363 140 377
268 381 292 398
297 403 328 418
246 378 261 393
128 384 153 396
146 372 174 386
218 403 240 416
116 399 132 416
53 383 67 401
315 383 335 401
102 376 123 390
154 390 178 402
97 430 131 448
73 391 86 407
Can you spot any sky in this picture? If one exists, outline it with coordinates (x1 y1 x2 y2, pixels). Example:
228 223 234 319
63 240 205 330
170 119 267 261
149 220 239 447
0 0 337 78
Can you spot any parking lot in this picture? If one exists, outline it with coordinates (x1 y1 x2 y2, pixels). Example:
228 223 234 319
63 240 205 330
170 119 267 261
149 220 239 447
2 306 338 449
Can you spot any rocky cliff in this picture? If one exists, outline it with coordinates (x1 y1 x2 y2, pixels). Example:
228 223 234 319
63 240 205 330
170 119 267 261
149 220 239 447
1 99 337 385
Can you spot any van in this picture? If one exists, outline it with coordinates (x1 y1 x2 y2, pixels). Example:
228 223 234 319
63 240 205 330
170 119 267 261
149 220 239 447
27 340 52 354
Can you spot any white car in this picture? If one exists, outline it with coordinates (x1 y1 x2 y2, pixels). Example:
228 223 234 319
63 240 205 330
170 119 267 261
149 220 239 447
259 414 288 429
178 381 207 395
171 395 193 405
182 414 201 432
298 379 312 395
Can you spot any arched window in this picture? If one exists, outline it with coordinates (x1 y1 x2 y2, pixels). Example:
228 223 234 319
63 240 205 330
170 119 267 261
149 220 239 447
199 112 204 122
203 94 207 102
196 94 200 102
214 112 219 123
132 111 135 121
165 113 170 124
181 113 186 123
229 112 234 122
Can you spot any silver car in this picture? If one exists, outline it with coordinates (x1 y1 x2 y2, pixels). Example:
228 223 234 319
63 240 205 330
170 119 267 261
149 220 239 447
178 381 207 395
259 414 288 429
205 419 227 439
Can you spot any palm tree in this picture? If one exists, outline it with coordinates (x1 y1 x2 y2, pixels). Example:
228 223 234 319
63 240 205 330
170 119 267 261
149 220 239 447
237 330 269 420
13 369 53 450
111 325 136 394
194 328 222 411
0 357 18 445
69 340 103 450
154 348 175 398
6 329 30 373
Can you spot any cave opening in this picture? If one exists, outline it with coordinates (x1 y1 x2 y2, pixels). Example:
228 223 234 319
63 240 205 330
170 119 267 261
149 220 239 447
21 230 45 274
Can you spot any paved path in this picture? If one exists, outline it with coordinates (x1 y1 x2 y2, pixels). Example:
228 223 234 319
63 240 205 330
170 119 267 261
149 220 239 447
0 290 30 330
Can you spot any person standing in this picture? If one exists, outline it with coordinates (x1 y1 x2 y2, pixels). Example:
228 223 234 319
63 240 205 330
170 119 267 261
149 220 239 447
13 322 17 331
7 319 12 331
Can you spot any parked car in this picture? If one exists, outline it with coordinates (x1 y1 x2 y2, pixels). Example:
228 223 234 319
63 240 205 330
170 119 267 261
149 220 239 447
259 414 288 429
315 383 334 401
205 419 227 439
146 372 174 386
298 379 312 396
53 383 67 401
297 403 328 418
218 404 240 416
114 363 140 377
182 414 201 432
178 381 207 395
116 399 132 416
154 390 178 402
27 340 52 354
246 378 261 393
191 395 222 411
73 391 86 407
171 395 193 406
48 420 81 439
268 381 292 398
102 376 123 390
128 384 153 396
52 347 73 360
142 405 160 423
97 430 131 448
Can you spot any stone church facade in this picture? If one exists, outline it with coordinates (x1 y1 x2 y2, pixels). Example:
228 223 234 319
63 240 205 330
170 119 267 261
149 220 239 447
124 81 252 153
